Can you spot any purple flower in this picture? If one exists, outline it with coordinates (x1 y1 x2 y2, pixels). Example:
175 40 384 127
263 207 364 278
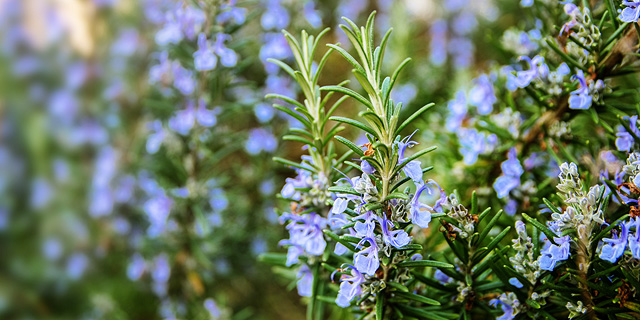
620 1 640 22
146 120 165 154
196 99 219 127
353 212 376 238
509 277 523 288
111 29 139 56
448 37 474 69
410 180 447 228
398 131 423 184
303 1 322 28
468 75 496 115
213 34 238 67
297 265 313 297
429 20 448 66
615 116 639 152
493 148 524 198
89 147 117 217
335 266 364 308
627 217 640 259
218 0 247 25
193 33 217 71
151 253 171 286
361 160 375 175
568 70 591 110
513 55 547 88
617 132 634 152
560 4 581 35
172 64 195 95
204 298 222 318
169 101 196 135
539 235 570 271
42 237 63 261
457 128 498 165
155 18 183 46
260 33 292 73
446 91 467 132
144 193 173 237
49 90 79 124
149 51 172 85
600 223 629 263
505 199 518 216
390 83 417 106
280 212 328 262
381 217 412 248
245 128 277 154
490 293 518 320
434 270 452 284
521 0 533 7
261 0 290 30
254 103 275 123
127 253 146 281
66 253 89 280
354 237 379 276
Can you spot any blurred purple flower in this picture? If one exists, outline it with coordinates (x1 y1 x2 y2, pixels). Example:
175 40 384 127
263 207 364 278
468 75 496 115
261 0 290 30
193 33 217 71
245 128 277 154
568 70 591 110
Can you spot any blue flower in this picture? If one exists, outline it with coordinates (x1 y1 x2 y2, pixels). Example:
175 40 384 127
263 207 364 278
354 237 379 276
568 70 591 110
615 116 639 152
381 217 412 248
490 293 518 320
127 253 146 281
446 90 467 131
303 1 322 28
508 277 523 288
280 212 327 258
151 254 171 294
172 64 195 95
213 34 238 67
398 131 423 184
600 223 629 263
297 265 313 297
196 99 219 127
513 55 547 88
410 180 446 228
353 211 376 238
429 20 448 66
335 266 364 308
457 128 498 165
144 192 172 237
468 74 496 115
619 1 640 22
628 217 640 259
361 160 375 175
193 33 217 71
66 253 89 280
204 298 222 318
155 20 182 46
539 235 570 271
218 0 247 25
245 128 278 154
261 33 292 73
261 0 290 30
169 101 195 135
434 270 452 284
493 148 524 198
521 0 533 7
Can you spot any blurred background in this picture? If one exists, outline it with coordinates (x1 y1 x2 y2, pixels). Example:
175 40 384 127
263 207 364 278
0 0 527 319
